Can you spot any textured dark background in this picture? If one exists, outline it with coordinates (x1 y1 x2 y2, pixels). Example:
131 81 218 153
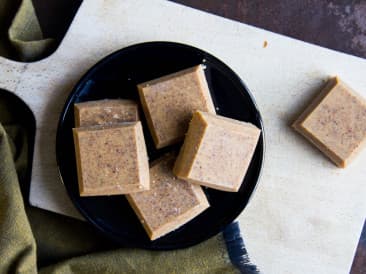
30 1 366 273
171 0 366 59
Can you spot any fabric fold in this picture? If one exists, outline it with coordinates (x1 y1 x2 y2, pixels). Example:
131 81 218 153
0 124 37 274
40 235 236 274
0 0 21 59
7 0 54 62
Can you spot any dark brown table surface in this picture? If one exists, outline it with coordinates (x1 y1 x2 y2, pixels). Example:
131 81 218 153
31 1 366 273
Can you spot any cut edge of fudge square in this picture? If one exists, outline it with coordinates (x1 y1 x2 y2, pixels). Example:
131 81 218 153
292 76 366 168
173 111 261 192
126 153 209 240
73 122 149 196
74 99 139 127
137 65 216 149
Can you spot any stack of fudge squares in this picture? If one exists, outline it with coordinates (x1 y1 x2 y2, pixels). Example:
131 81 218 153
73 65 261 240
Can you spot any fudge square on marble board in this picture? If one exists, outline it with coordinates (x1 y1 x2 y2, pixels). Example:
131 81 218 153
74 99 139 127
293 77 366 168
174 111 261 192
73 122 149 196
126 154 209 240
137 65 216 149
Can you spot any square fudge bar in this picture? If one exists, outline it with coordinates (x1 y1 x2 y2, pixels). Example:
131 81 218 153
173 111 261 192
73 122 149 196
74 99 139 127
126 154 209 240
137 65 215 149
292 77 366 168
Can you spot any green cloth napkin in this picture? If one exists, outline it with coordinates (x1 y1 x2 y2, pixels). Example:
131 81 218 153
8 0 54 61
0 0 20 59
0 0 54 61
0 1 258 273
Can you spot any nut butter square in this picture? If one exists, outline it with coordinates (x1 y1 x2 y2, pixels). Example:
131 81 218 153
174 111 261 192
73 122 149 196
292 77 366 168
74 99 139 127
126 154 209 240
137 65 215 149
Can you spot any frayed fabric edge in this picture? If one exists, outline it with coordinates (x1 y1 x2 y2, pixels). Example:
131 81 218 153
223 222 261 274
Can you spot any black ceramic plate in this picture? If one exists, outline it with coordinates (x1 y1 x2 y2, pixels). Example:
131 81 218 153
56 41 265 250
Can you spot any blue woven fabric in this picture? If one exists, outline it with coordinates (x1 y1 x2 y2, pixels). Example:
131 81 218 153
223 222 261 274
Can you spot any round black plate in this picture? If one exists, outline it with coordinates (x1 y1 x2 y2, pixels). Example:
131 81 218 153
56 41 265 250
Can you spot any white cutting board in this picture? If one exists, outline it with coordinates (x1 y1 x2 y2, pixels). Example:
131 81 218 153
0 0 365 273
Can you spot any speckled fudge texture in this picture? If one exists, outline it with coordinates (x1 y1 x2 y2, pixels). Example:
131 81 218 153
74 99 139 127
137 65 215 149
73 122 149 196
126 154 209 240
292 77 366 168
173 111 261 192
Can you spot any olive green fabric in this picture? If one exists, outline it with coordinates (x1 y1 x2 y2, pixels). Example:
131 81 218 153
8 0 54 62
0 1 238 273
0 0 21 58
0 125 37 274
1 0 54 61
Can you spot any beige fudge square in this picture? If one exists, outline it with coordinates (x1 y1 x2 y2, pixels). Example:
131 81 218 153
173 111 261 192
137 65 215 149
126 154 209 240
292 77 366 168
74 99 139 127
73 122 149 196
